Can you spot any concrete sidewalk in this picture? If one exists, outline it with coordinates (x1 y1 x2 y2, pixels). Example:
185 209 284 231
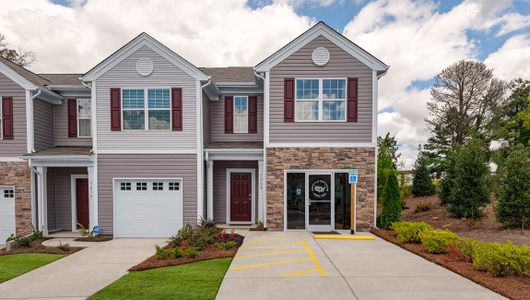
0 238 163 299
216 231 505 300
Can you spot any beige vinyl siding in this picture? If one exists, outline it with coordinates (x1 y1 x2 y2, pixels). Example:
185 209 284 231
54 100 92 147
209 95 263 142
97 154 197 233
0 73 27 156
47 167 88 231
269 35 373 143
95 45 197 151
33 99 54 151
213 160 259 223
203 92 210 145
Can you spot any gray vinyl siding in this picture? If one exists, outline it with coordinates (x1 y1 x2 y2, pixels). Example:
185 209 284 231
269 35 373 143
54 100 92 147
47 167 88 231
95 45 197 151
0 73 26 156
212 160 258 223
33 99 54 151
203 92 210 145
209 95 263 142
97 154 198 233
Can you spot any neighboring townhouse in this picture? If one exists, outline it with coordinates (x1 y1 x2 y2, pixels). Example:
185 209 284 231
0 22 388 242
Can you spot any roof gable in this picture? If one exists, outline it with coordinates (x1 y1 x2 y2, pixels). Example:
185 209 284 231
0 56 50 89
255 22 389 74
81 32 209 81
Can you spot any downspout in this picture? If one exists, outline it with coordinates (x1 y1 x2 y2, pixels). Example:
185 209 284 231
200 76 212 90
254 71 265 82
81 81 92 89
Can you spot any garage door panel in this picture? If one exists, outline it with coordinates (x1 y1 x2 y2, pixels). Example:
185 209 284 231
0 188 16 245
114 179 183 238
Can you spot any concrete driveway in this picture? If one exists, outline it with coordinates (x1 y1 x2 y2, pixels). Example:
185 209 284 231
0 238 164 300
216 231 505 300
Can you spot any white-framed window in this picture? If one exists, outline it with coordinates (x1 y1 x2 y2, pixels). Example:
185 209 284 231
295 78 346 122
233 95 248 133
77 99 91 137
122 88 171 131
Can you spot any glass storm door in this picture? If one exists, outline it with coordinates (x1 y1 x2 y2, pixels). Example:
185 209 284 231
305 173 334 232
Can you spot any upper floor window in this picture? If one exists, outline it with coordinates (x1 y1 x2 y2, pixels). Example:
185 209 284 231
77 99 91 137
122 88 171 130
295 79 346 122
234 96 248 133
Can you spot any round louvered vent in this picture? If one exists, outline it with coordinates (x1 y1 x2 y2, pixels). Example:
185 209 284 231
136 58 154 76
312 47 330 66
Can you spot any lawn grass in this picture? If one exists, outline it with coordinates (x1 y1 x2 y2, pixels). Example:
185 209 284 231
89 258 232 300
0 253 65 283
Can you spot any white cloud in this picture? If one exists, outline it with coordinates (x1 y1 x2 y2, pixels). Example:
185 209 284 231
484 34 530 81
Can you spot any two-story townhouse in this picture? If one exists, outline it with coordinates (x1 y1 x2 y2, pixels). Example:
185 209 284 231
0 21 388 242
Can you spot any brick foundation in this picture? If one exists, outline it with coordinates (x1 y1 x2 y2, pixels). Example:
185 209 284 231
0 162 32 236
266 147 375 231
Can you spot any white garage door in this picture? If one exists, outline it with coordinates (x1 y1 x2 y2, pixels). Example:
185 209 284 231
114 179 183 238
0 187 15 245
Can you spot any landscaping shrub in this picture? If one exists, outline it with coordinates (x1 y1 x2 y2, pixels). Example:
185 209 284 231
411 153 435 196
31 226 44 240
470 241 530 277
155 245 169 260
420 229 458 254
216 241 237 250
391 222 432 244
457 238 481 258
496 144 530 228
414 202 432 213
172 247 183 259
379 170 402 228
198 217 216 229
57 242 71 251
184 247 199 258
190 226 218 250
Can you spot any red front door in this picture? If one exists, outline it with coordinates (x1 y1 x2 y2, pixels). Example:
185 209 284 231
230 173 252 222
76 178 89 229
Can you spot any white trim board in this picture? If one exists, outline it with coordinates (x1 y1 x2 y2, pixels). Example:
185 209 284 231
255 22 389 73
70 174 89 232
226 168 256 225
81 33 208 81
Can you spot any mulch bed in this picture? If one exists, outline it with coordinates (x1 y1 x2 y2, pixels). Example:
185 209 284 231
74 235 113 242
129 233 244 272
0 238 83 256
249 228 267 231
371 228 530 300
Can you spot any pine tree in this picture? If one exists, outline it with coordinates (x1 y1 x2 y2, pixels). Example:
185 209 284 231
496 145 530 228
412 146 435 197
380 170 402 228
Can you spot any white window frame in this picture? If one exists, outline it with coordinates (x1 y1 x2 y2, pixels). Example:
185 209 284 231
233 95 249 134
121 88 172 131
77 99 92 138
294 78 347 122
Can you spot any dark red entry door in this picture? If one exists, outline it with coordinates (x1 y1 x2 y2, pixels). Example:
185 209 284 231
76 178 89 229
230 173 252 222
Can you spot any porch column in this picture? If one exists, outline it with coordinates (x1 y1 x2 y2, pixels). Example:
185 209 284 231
87 165 98 230
36 166 48 235
258 160 264 223
207 160 214 220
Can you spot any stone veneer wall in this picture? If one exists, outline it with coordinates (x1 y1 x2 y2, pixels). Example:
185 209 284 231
0 162 32 236
266 147 375 231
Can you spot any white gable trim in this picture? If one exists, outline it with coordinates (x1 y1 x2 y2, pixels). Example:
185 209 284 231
81 33 209 81
255 22 389 73
0 61 38 90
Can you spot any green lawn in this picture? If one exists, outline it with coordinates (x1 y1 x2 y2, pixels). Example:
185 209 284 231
89 258 232 300
0 253 65 283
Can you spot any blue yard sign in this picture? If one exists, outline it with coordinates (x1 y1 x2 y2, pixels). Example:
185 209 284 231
349 169 358 184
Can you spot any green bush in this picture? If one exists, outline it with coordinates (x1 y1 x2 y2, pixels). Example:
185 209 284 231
184 247 199 258
414 202 432 213
392 222 433 244
457 238 481 258
57 242 71 251
470 241 530 277
412 154 435 197
172 247 183 259
198 218 216 229
380 170 402 228
190 226 218 250
400 184 412 201
420 229 458 254
216 241 237 250
496 145 530 228
155 245 169 260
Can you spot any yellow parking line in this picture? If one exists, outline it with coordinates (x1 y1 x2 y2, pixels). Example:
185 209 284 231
300 238 326 277
230 258 312 271
238 250 305 259
313 235 375 240
280 268 320 278
245 237 293 243
239 242 302 251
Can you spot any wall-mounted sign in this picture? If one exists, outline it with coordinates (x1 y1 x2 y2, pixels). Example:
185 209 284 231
349 169 358 184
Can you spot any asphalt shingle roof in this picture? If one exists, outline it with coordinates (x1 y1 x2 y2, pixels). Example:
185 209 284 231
199 66 255 84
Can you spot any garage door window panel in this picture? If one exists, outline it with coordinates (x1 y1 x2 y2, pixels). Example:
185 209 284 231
169 182 180 190
153 182 164 190
136 182 147 191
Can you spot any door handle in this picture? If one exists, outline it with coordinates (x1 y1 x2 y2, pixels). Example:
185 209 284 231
307 199 311 206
